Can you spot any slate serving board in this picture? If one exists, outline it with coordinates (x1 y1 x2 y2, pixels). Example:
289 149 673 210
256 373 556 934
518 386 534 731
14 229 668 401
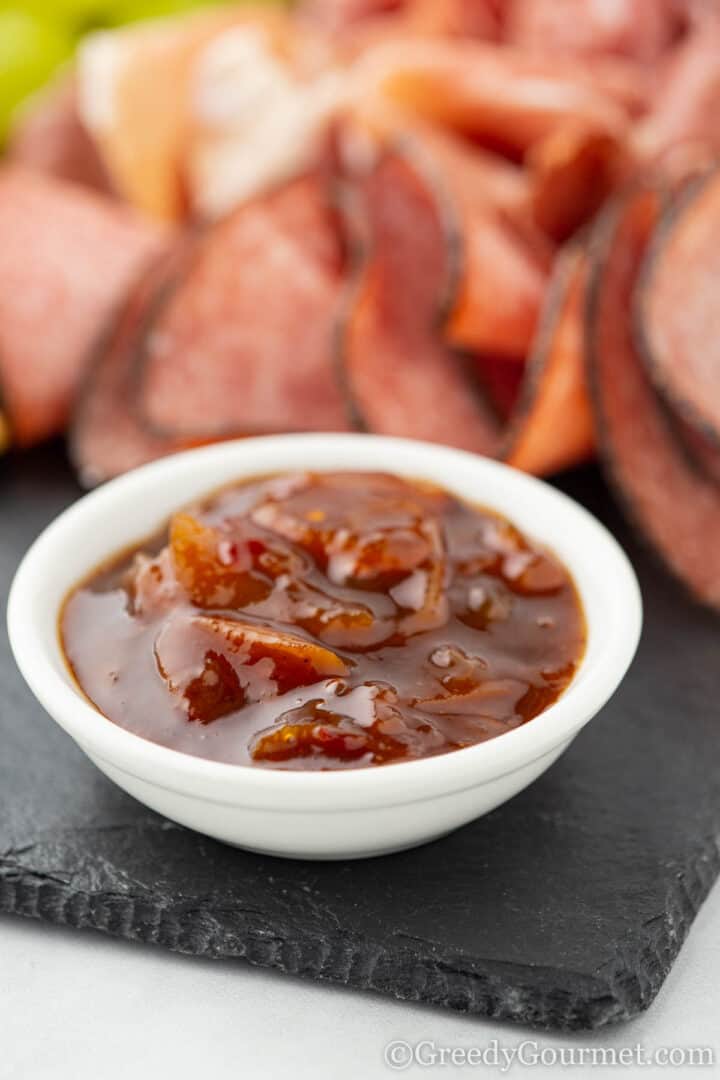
2 444 720 1031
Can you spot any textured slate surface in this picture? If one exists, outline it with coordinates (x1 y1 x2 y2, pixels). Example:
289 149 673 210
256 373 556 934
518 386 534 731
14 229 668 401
2 444 719 1031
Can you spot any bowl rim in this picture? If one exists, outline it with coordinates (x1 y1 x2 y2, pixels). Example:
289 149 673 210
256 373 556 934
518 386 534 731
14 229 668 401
7 433 642 811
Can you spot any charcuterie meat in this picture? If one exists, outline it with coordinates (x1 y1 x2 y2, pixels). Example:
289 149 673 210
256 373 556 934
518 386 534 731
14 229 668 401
138 175 351 440
0 167 164 447
638 168 720 450
587 184 720 609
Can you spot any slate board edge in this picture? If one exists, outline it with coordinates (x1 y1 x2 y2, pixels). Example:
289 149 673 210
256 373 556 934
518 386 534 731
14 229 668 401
2 829 719 1032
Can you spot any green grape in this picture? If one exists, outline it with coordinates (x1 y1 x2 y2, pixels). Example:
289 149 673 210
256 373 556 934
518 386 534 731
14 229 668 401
2 1 118 31
105 0 213 26
0 11 73 142
105 0 288 25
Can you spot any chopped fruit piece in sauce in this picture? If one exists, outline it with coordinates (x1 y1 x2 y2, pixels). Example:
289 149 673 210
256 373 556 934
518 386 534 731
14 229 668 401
170 512 274 608
250 695 408 765
154 613 349 723
61 472 585 769
252 717 374 764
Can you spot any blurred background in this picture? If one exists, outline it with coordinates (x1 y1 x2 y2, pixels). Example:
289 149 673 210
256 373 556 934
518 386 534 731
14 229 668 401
0 0 276 143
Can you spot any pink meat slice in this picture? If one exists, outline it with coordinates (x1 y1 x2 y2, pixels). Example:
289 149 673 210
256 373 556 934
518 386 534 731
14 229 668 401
71 247 195 487
640 169 720 445
340 148 500 453
138 174 351 438
0 167 165 446
588 184 720 609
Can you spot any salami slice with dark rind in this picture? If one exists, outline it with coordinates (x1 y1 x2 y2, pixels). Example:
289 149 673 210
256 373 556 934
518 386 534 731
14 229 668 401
137 174 351 440
587 183 720 609
340 119 549 361
70 249 197 487
339 147 501 452
340 144 596 473
0 167 164 448
638 167 720 450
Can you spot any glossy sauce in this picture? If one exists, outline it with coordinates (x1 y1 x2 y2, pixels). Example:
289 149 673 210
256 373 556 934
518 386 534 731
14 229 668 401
61 472 585 769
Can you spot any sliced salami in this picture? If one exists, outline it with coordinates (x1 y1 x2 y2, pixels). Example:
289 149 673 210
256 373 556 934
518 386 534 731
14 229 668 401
339 148 501 452
587 183 720 609
638 168 720 449
341 122 548 359
341 144 597 474
0 167 165 447
70 249 195 487
138 174 351 439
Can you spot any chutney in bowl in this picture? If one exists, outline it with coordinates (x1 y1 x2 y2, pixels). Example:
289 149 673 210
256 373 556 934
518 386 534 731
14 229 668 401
61 470 585 770
9 434 640 857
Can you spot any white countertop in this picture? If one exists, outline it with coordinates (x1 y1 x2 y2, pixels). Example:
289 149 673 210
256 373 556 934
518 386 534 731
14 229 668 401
2 879 720 1079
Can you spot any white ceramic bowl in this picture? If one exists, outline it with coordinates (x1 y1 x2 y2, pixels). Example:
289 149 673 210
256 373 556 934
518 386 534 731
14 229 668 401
8 434 641 860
